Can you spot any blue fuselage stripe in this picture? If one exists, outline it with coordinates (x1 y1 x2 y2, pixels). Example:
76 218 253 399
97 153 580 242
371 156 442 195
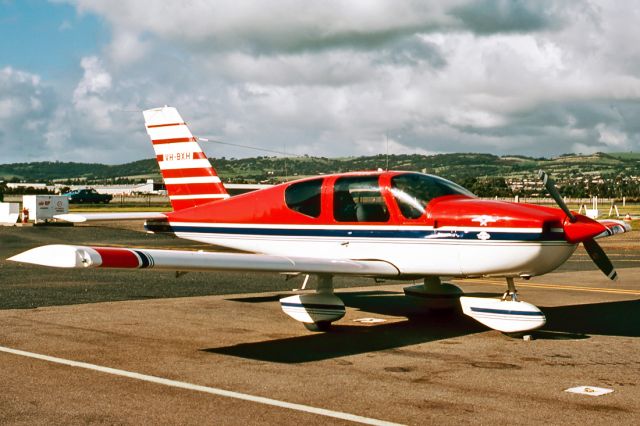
154 225 565 242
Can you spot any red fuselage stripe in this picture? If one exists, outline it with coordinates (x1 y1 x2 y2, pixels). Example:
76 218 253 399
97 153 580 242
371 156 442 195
164 183 226 195
147 122 186 128
152 137 196 145
161 168 217 178
94 248 140 268
171 199 219 210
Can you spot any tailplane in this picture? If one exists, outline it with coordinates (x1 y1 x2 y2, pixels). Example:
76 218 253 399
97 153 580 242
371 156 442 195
143 106 228 210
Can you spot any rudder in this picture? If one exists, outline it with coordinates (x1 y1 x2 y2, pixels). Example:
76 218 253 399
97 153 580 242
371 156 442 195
143 106 229 210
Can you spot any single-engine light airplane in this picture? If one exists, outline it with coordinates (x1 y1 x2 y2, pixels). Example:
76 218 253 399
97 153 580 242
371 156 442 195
9 106 631 334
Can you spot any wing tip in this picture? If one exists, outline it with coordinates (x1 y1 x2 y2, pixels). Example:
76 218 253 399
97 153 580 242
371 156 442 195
8 244 90 268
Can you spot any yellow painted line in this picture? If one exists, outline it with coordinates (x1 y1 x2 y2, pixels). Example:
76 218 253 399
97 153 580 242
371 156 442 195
571 254 639 258
455 279 640 296
566 259 640 263
570 254 640 258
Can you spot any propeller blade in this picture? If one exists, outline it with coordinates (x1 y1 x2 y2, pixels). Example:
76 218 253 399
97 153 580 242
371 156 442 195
538 170 618 281
583 238 618 281
537 170 576 222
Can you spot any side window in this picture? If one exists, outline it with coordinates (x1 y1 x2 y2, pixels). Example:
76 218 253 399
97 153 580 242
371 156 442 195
333 176 390 222
285 178 323 218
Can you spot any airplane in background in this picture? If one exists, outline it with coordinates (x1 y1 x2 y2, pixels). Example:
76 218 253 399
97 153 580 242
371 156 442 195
9 106 631 334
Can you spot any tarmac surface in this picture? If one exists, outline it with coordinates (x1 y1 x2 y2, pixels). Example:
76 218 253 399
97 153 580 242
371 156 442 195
1 222 639 424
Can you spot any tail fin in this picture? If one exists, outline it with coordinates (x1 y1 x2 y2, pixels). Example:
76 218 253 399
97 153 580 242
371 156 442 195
143 106 229 210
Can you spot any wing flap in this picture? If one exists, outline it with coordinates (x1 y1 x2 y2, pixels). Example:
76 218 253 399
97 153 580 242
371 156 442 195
8 245 400 277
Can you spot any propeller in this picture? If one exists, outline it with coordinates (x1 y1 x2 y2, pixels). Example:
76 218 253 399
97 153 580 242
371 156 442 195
583 238 617 280
537 170 576 222
538 170 618 281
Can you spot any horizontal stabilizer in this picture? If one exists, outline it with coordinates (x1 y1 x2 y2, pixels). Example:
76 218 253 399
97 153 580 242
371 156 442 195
54 212 168 223
9 244 400 277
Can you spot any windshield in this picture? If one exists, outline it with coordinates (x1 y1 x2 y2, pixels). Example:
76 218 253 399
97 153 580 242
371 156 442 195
391 173 475 219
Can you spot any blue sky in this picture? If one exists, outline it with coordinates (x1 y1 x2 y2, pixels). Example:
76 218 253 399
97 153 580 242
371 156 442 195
2 1 640 164
0 0 106 81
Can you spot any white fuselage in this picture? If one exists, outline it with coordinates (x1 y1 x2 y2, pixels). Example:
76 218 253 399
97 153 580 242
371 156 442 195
166 222 577 278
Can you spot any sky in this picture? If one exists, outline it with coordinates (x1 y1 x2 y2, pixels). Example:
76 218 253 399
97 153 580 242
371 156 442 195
1 0 640 164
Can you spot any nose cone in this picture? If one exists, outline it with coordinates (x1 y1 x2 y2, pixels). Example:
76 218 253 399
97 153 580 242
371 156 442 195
562 214 608 244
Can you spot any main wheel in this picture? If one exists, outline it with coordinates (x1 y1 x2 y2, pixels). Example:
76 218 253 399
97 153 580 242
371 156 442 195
303 321 332 332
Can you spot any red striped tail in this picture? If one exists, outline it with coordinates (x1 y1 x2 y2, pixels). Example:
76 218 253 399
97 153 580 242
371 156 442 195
143 106 229 210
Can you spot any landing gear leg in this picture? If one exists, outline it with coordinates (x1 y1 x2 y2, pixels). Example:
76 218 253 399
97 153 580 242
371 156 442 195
502 277 518 301
317 274 333 294
279 274 346 332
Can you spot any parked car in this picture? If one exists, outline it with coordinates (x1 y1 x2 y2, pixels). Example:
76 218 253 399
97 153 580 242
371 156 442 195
63 188 112 204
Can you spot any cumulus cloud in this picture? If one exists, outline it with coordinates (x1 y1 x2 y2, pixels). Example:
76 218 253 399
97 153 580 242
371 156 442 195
72 56 114 130
450 0 565 34
0 67 56 163
70 0 462 55
6 0 640 163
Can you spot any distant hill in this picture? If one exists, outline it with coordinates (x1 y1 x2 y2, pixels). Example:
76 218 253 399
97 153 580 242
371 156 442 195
0 159 157 182
0 152 634 181
2 152 640 198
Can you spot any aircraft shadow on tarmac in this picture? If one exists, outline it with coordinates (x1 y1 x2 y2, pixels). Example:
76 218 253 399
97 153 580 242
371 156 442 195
203 290 640 363
542 299 640 338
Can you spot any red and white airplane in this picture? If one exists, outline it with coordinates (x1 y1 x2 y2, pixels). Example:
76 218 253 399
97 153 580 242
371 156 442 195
9 106 631 334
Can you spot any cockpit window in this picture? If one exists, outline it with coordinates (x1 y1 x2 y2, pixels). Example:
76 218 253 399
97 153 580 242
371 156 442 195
334 176 390 222
391 173 475 219
285 178 323 218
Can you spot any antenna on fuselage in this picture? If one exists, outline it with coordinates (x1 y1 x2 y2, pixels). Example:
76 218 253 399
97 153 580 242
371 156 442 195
284 143 288 179
385 133 389 171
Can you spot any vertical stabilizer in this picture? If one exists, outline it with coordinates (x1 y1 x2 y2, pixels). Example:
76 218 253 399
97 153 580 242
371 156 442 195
143 106 229 210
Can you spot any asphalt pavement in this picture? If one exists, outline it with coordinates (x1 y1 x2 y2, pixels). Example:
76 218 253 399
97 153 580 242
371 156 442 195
0 222 638 424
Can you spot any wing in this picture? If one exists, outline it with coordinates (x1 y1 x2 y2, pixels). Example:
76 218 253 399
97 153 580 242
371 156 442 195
8 245 400 277
595 219 632 239
54 212 168 223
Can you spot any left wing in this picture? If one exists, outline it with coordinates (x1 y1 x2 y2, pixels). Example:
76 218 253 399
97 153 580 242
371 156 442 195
9 245 400 277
